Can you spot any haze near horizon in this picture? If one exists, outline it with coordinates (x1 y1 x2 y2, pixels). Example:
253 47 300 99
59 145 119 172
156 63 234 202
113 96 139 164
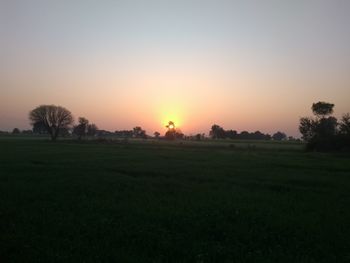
1 0 350 136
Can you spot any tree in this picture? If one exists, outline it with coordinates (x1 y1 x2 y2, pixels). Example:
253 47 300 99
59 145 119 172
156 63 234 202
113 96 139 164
33 121 47 134
73 117 89 140
29 105 74 141
272 131 287 141
195 133 202 141
59 127 70 137
133 126 146 138
164 121 183 140
300 102 337 141
239 131 250 140
298 102 350 151
299 117 316 141
165 121 175 140
87 123 98 136
312 102 334 118
210 124 225 139
225 129 237 139
339 113 350 135
115 130 133 138
315 117 337 138
166 121 175 130
154 131 160 139
12 128 20 134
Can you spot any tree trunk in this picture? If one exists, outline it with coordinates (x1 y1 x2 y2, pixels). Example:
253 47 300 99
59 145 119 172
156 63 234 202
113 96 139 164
50 127 59 141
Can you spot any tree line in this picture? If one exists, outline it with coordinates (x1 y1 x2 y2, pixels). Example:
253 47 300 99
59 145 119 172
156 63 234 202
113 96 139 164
209 124 288 141
299 102 350 151
5 104 291 142
2 102 349 151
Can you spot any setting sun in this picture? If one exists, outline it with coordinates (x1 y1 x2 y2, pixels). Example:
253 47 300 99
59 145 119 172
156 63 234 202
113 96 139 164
161 114 182 131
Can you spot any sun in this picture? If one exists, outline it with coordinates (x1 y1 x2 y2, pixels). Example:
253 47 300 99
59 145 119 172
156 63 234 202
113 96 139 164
157 106 184 131
162 115 181 130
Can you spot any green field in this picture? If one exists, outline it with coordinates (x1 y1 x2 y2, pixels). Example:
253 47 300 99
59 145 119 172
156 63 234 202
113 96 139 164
1 138 350 262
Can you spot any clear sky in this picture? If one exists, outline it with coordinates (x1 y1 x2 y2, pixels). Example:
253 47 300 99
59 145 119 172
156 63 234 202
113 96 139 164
1 0 350 136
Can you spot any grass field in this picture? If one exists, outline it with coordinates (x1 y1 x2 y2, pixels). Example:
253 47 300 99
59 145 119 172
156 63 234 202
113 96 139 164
1 138 350 262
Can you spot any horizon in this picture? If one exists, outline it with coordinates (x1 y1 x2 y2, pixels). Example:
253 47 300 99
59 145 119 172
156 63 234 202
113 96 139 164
1 1 350 137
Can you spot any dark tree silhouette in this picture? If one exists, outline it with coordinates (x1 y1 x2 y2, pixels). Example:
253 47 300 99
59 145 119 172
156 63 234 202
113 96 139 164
115 130 133 138
29 105 74 141
239 131 250 140
73 117 89 140
12 128 20 134
300 102 337 142
166 121 175 130
299 117 316 141
154 131 160 138
210 124 225 139
339 113 350 135
209 125 271 140
59 127 70 137
315 117 338 137
312 102 334 118
225 129 237 139
299 102 350 151
272 131 287 141
195 133 202 141
33 121 47 134
133 126 146 138
164 121 183 140
87 123 98 136
165 121 175 139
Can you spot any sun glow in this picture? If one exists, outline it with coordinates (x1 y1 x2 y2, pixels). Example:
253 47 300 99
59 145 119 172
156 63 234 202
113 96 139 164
158 108 184 131
162 115 182 130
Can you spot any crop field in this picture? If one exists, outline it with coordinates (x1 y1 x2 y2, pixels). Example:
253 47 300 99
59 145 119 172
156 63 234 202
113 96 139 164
1 138 350 262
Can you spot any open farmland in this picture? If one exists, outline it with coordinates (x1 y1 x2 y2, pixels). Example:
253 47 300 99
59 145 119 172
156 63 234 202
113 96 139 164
1 138 350 262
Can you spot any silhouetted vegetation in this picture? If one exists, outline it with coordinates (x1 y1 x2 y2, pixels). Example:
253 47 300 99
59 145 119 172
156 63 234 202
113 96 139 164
272 131 287 141
164 121 184 140
73 117 98 140
154 131 160 139
73 117 89 140
133 126 147 139
12 128 20 134
29 105 74 141
32 121 47 134
209 124 275 140
300 102 350 151
114 130 134 138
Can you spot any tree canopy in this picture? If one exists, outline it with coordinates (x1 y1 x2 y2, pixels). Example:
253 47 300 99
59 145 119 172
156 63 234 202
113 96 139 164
300 102 350 151
312 102 334 118
29 105 73 141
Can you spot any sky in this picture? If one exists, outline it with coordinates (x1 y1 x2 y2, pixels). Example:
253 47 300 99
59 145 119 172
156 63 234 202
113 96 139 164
1 0 350 136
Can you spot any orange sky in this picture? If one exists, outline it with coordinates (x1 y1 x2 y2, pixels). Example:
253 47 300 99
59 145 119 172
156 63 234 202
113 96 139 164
1 1 350 136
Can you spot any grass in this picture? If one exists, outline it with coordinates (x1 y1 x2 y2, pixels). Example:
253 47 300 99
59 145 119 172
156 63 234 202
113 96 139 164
0 138 350 262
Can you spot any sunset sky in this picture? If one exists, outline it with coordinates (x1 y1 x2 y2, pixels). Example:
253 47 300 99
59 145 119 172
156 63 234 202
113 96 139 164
1 0 350 136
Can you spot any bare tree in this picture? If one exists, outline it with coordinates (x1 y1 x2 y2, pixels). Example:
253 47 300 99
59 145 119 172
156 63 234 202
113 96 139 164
29 105 73 141
73 117 89 140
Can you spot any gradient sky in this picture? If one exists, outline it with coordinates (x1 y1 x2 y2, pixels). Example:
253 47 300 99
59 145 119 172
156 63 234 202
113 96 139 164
1 0 350 136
